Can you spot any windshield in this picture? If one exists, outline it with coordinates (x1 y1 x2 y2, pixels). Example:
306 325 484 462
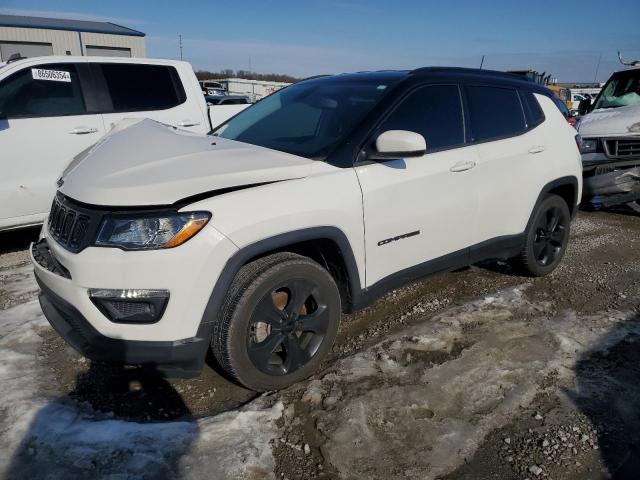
212 78 395 159
593 70 640 110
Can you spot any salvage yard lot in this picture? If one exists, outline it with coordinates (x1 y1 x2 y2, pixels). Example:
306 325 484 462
1 209 639 479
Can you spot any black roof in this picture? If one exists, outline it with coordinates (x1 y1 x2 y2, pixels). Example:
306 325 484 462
302 67 549 93
0 14 145 37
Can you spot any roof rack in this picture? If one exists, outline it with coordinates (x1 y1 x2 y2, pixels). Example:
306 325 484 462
409 66 522 80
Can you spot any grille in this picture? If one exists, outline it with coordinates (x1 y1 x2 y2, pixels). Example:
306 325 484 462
47 194 99 252
605 138 640 159
108 300 151 317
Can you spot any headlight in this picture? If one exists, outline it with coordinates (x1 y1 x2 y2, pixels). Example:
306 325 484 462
579 138 599 154
95 212 210 250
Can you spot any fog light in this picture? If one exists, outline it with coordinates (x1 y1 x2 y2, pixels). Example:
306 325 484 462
89 289 169 324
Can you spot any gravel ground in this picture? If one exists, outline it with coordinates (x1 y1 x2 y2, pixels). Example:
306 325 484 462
1 208 639 479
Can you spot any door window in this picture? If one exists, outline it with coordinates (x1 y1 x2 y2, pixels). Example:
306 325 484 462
97 63 186 112
378 84 464 152
466 85 526 142
0 63 86 118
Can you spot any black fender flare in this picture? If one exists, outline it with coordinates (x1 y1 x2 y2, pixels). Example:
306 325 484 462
195 226 362 344
525 176 580 233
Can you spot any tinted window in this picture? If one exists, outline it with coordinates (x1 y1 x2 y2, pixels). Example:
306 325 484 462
378 85 464 151
214 78 399 159
0 64 85 118
99 64 186 112
521 91 546 125
466 86 526 142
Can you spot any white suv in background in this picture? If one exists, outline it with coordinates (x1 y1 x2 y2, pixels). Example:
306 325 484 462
32 68 582 391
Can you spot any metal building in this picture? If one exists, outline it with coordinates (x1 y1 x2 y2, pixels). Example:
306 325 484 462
0 14 145 61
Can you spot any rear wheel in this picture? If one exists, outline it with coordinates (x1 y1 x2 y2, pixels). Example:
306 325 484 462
517 194 571 277
212 252 341 391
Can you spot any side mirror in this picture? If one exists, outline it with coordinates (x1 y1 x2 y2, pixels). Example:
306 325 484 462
374 130 426 158
577 98 591 116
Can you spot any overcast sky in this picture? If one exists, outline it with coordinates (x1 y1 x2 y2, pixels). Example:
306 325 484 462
2 1 639 82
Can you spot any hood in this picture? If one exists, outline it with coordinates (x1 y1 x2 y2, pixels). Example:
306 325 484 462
60 119 314 207
578 104 640 137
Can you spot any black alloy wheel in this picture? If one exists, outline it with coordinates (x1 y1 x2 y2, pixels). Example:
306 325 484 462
532 205 567 267
247 279 331 376
517 194 571 277
212 252 341 391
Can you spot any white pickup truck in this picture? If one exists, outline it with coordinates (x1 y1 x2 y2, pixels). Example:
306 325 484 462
0 56 249 231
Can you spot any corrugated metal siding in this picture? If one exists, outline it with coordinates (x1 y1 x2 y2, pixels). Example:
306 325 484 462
0 26 145 59
81 32 145 57
0 26 80 56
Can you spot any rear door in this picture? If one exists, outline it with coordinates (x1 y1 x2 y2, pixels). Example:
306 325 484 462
93 62 207 134
355 84 479 286
464 85 549 245
0 62 105 228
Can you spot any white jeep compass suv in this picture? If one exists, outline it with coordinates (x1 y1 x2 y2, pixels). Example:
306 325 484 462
32 68 582 391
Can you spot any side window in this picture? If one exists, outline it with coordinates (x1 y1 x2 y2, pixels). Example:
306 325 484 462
379 84 464 152
98 64 186 112
466 86 526 142
521 91 546 125
0 63 86 118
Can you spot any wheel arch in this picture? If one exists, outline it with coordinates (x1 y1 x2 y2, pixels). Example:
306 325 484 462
526 176 579 233
197 227 362 343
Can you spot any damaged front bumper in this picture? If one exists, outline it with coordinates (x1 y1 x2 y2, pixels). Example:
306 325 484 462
583 164 640 208
581 141 640 208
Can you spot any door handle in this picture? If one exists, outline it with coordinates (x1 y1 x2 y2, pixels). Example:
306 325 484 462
450 161 476 173
177 119 201 127
69 126 99 135
528 145 546 154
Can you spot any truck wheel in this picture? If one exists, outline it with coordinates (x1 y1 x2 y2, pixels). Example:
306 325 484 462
628 201 640 214
517 194 571 277
212 252 341 391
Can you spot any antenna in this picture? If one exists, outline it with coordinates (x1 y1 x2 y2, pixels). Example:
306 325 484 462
593 54 602 83
479 55 485 70
179 34 183 61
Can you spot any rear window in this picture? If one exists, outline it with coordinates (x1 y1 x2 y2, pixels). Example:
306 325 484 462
466 85 526 142
521 91 546 125
98 63 186 112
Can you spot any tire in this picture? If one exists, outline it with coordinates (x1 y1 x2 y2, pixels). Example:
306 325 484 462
517 194 571 277
628 200 640 214
212 252 341 391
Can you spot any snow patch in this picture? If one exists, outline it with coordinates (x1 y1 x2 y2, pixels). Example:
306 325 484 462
0 293 283 479
309 286 638 479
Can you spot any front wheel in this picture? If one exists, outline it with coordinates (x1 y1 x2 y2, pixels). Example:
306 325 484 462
212 252 341 391
517 194 571 277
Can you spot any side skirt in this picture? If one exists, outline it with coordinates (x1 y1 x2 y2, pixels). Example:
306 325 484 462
351 233 525 310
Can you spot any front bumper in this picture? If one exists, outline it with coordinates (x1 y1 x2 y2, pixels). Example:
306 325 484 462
32 216 239 376
37 273 210 377
581 155 640 207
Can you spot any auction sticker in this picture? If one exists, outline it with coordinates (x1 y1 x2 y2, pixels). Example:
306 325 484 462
31 68 71 82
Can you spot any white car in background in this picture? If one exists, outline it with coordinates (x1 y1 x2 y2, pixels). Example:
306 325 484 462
0 56 249 231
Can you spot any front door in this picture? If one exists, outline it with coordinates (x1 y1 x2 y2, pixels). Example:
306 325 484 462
355 84 478 286
0 62 105 228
